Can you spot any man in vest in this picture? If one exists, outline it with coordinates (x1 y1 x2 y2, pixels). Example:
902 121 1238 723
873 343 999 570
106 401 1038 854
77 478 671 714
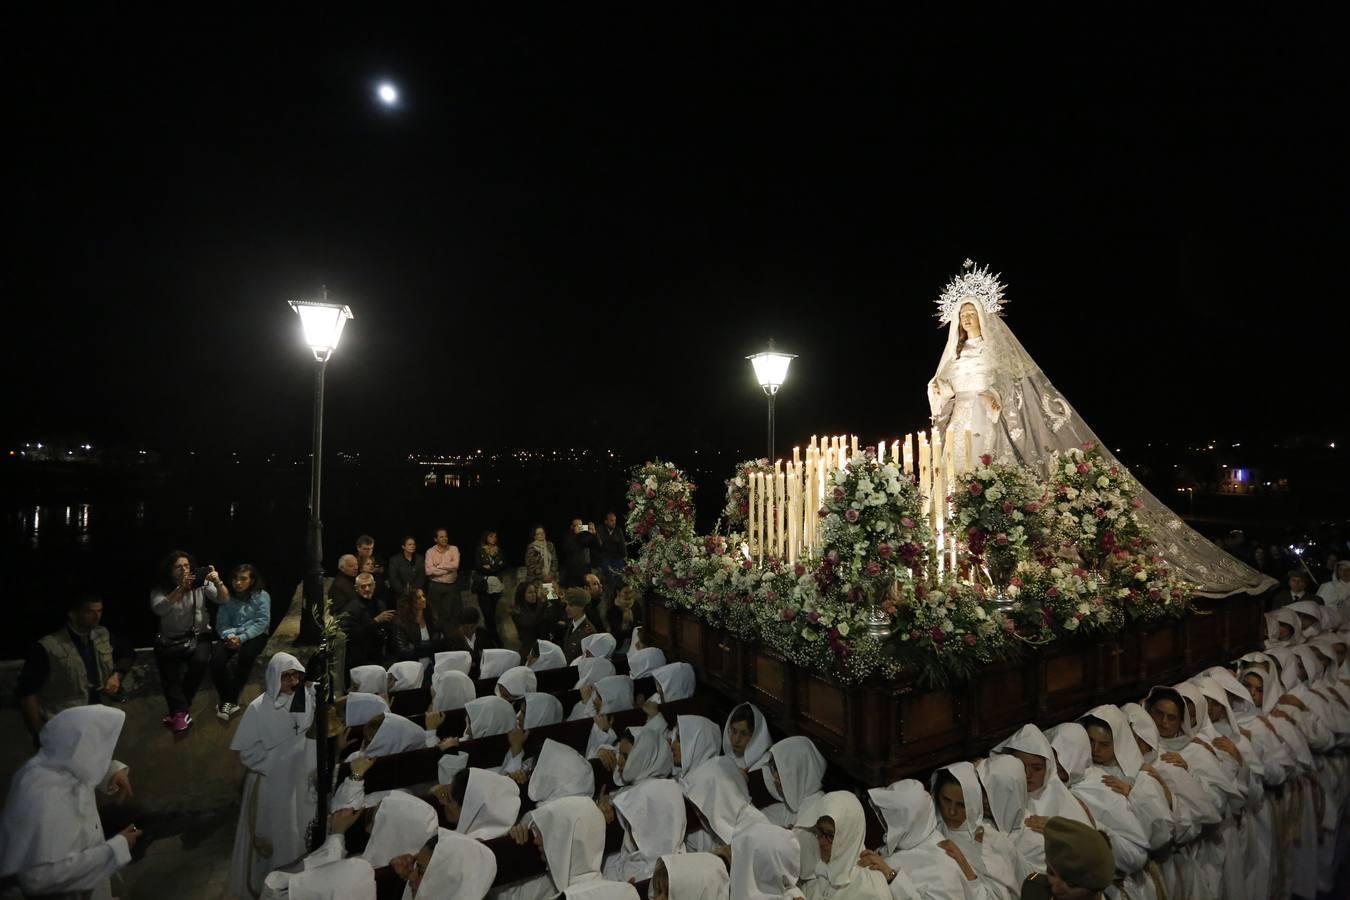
17 593 134 745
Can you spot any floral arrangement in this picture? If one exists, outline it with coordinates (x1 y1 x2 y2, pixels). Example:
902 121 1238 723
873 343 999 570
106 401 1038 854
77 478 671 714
894 579 1017 685
816 454 931 605
1046 443 1146 568
1006 561 1125 641
722 458 774 529
950 454 1050 585
626 460 695 540
1104 551 1194 625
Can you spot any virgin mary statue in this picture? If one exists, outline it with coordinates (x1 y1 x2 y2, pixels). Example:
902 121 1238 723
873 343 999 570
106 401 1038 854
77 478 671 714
928 259 1274 598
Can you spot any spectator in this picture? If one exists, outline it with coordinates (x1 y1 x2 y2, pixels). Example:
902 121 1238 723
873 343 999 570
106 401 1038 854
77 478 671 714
1250 544 1274 576
355 534 383 581
387 587 446 670
1272 569 1316 608
330 554 361 613
559 589 597 662
150 550 222 733
210 564 272 722
606 584 644 653
596 511 627 591
359 554 391 609
525 525 559 585
16 594 134 744
582 572 607 633
445 607 490 654
340 572 396 670
425 528 462 626
474 530 507 647
387 535 427 598
561 518 600 588
511 581 561 652
1318 559 1350 614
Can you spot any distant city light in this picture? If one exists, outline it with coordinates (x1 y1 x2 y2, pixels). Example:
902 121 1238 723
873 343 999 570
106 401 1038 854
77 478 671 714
377 83 398 105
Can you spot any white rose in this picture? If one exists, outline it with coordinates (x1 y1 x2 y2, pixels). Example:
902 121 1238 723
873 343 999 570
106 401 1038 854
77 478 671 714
1077 602 1091 614
1049 567 1063 578
836 622 850 637
942 619 955 632
857 478 874 494
974 606 988 620
1096 476 1110 489
1135 570 1148 582
1065 618 1080 630
1065 463 1077 476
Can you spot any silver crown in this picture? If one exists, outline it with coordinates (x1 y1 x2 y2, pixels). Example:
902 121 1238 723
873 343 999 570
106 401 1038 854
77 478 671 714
935 258 1007 324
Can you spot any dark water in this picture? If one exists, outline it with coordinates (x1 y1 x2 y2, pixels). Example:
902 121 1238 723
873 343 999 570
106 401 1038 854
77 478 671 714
0 458 729 658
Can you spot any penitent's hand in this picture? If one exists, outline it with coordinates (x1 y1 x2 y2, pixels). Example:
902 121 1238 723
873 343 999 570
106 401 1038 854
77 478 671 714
510 823 531 845
350 756 375 778
1102 774 1132 797
107 768 133 804
1160 751 1189 770
1024 815 1049 833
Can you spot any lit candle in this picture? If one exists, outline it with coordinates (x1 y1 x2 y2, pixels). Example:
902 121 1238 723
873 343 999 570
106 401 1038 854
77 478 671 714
932 428 945 575
851 434 859 460
793 446 801 466
964 428 973 473
877 441 886 464
902 435 913 476
748 467 758 555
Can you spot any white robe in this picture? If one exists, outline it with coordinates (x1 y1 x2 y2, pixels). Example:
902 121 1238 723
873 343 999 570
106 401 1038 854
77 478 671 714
0 706 132 900
229 652 317 899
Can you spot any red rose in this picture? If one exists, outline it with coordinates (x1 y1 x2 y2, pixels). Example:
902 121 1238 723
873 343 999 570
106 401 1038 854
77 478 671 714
1025 502 1040 513
995 533 1009 546
980 454 993 466
1009 576 1023 588
781 608 796 621
1094 507 1106 518
1002 501 1014 515
878 543 893 558
963 633 979 646
1047 587 1060 598
1130 497 1144 509
968 482 983 496
1077 463 1090 474
818 506 829 519
865 561 882 577
1081 442 1095 451
646 488 656 498
901 516 916 529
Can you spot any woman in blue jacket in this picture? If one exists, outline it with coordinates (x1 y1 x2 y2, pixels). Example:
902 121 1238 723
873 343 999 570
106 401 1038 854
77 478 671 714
210 563 272 721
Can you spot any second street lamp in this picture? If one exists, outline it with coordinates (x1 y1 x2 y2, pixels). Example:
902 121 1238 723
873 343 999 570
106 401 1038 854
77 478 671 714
747 339 796 461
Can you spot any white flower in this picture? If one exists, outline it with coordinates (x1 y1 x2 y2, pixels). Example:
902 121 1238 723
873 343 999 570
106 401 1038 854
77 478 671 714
1065 463 1077 476
1077 602 1091 614
857 478 874 494
942 619 955 632
1049 567 1063 578
1135 570 1148 582
1096 476 1110 489
974 606 988 620
836 622 850 637
1065 617 1080 630
1065 487 1079 500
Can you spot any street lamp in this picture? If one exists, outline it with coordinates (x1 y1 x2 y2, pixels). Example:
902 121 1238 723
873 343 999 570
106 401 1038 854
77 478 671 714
289 290 351 852
747 339 796 461
291 292 353 643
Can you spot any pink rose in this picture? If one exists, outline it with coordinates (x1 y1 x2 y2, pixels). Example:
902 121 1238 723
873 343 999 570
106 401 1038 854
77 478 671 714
646 488 656 498
1002 501 1014 515
968 482 983 496
630 482 641 491
1071 566 1086 577
980 453 993 466
901 516 916 529
826 550 840 563
818 506 829 518
741 559 753 570
963 633 978 646
930 627 946 644
1003 618 1017 633
995 533 1009 546
1025 502 1040 513
781 608 797 621
1130 497 1144 509
865 561 882 577
807 611 820 624
845 508 860 523
832 486 846 499
1091 596 1104 607
1081 442 1095 451
1047 586 1060 598
1094 507 1106 518
794 563 807 578
1149 589 1161 600
1009 576 1023 588
1076 463 1090 474
878 543 893 559
1074 611 1085 620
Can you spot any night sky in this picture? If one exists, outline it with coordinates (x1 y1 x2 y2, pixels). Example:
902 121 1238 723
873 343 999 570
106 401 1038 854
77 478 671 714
9 9 1345 461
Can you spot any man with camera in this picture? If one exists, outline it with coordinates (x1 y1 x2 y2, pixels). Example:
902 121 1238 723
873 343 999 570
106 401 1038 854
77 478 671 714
562 518 600 588
150 550 223 733
17 593 134 746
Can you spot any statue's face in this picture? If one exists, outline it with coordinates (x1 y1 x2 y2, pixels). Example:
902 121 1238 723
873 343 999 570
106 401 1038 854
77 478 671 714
959 303 982 337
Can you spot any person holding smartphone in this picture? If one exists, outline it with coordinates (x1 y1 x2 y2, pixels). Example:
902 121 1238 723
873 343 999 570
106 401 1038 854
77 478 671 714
150 549 221 733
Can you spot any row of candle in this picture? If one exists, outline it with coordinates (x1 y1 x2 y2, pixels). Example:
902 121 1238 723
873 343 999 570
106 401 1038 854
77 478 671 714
744 427 977 573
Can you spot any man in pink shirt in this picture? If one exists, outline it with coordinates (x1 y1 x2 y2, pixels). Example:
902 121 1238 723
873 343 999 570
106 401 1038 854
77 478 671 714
424 527 462 626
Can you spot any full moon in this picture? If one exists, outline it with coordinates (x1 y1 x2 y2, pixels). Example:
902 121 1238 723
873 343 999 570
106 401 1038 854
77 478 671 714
377 83 398 105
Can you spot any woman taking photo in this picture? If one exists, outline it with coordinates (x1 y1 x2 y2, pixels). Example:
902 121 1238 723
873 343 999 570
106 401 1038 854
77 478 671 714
150 549 221 733
210 563 272 722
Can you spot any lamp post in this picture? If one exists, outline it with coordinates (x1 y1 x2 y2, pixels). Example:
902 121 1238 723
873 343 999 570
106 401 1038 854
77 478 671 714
289 291 352 850
747 339 796 460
